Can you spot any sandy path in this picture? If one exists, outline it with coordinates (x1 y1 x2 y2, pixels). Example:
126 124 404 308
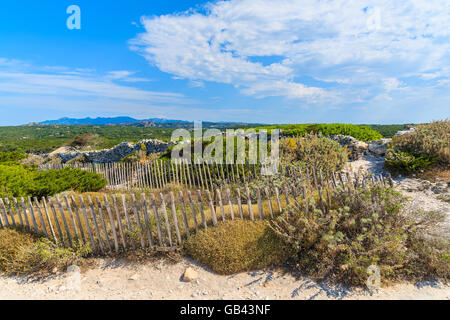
1 258 449 300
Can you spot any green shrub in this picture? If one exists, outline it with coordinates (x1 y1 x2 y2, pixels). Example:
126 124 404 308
255 124 383 142
386 120 449 174
0 165 106 198
271 185 449 286
0 151 26 163
385 150 438 174
184 220 291 275
280 135 348 173
0 228 90 275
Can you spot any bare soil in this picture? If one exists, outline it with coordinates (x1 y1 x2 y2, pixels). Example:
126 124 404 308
1 257 449 300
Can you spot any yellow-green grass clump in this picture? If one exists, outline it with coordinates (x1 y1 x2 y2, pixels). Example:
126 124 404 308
0 227 89 275
184 220 291 275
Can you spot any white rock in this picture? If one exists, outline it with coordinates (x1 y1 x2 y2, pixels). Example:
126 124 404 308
66 265 80 274
182 267 199 282
368 139 392 155
129 274 139 281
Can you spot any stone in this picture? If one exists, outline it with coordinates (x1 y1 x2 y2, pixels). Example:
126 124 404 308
129 274 140 281
182 267 199 282
368 139 392 155
328 135 368 160
66 265 80 274
46 139 175 164
395 127 417 137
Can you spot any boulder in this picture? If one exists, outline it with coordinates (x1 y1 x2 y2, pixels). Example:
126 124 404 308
182 267 198 282
368 139 392 155
395 127 416 137
47 139 175 164
328 135 368 160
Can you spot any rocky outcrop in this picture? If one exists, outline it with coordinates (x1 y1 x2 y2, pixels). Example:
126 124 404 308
327 135 368 160
368 139 392 155
48 139 174 164
395 126 417 137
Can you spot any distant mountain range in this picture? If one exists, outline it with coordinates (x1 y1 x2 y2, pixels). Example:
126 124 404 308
29 117 261 129
38 117 190 126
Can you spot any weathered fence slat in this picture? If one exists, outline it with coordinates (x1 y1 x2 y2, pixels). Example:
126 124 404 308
103 195 119 254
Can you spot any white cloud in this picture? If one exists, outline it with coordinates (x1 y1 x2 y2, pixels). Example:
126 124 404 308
131 0 450 104
0 59 194 115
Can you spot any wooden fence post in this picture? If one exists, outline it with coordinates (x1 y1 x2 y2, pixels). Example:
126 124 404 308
121 195 136 250
140 194 155 248
70 195 87 244
226 188 235 220
159 193 173 247
27 197 40 234
264 188 274 219
87 196 105 254
64 196 80 241
169 192 182 245
95 196 112 253
236 188 244 219
216 189 225 222
256 188 264 220
47 197 64 246
205 190 218 226
112 195 127 250
246 187 254 221
103 195 120 254
187 191 199 232
79 196 96 251
33 197 48 238
178 191 190 238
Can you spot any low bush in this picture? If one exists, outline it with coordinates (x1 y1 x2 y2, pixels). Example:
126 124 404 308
255 124 383 142
385 150 438 174
0 164 106 198
0 228 90 275
0 151 27 164
386 120 449 174
280 135 348 173
271 185 449 286
184 220 291 275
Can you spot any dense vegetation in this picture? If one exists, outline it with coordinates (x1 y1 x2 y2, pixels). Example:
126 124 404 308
0 152 106 198
0 123 410 155
271 185 449 286
385 120 449 174
184 220 291 274
254 123 383 142
368 124 408 138
280 135 348 173
0 125 178 153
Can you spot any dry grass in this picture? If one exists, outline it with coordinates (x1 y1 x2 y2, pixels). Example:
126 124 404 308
1 188 293 256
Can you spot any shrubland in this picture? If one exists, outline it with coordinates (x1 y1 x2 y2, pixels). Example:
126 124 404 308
386 120 449 175
0 151 106 198
271 185 449 286
254 123 383 142
280 135 348 173
183 220 291 274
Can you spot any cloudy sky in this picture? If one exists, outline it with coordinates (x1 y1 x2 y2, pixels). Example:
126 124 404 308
0 0 449 125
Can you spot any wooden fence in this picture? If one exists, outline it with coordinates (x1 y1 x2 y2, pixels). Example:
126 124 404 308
40 160 279 191
0 170 393 255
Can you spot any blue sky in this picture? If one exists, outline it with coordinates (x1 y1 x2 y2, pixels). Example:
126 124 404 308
0 0 449 125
